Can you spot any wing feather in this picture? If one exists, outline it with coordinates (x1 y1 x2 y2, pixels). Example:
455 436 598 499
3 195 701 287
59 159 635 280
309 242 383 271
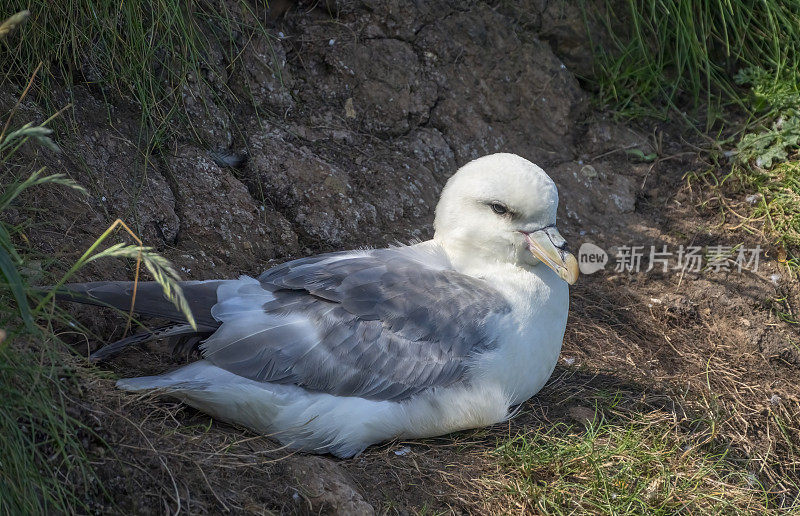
200 246 510 401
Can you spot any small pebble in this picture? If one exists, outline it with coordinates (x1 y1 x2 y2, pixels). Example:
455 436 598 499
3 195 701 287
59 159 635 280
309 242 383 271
580 165 597 179
394 446 411 456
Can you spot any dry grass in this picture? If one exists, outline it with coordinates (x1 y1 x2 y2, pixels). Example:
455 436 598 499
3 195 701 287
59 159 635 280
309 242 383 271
64 367 302 513
687 160 800 275
29 215 800 513
2 3 799 513
555 270 799 511
482 393 771 513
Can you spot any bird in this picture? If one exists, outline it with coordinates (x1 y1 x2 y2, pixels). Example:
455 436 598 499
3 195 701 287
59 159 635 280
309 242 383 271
57 153 579 458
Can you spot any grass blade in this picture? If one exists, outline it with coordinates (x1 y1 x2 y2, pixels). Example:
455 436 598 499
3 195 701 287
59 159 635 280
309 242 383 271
0 245 34 331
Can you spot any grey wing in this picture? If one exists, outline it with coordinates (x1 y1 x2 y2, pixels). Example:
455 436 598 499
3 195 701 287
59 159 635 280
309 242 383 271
199 247 511 401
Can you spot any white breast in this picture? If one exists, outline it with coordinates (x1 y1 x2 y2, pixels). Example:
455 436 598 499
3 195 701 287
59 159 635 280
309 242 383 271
470 262 569 406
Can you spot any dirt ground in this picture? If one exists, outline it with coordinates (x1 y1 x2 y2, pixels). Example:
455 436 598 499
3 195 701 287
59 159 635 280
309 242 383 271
5 1 799 513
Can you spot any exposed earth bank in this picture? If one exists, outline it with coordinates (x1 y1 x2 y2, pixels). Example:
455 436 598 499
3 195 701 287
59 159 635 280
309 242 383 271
5 1 799 513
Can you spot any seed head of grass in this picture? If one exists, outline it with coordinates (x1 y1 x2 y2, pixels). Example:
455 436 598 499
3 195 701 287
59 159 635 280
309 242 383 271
0 10 30 40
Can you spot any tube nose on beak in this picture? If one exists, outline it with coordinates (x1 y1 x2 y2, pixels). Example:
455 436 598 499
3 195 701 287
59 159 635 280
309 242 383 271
524 228 579 285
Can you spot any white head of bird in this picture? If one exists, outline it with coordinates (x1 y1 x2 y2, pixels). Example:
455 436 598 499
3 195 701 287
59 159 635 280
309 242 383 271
433 153 579 284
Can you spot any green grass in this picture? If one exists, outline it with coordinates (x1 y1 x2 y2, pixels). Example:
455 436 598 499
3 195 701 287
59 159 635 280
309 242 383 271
0 9 247 511
733 161 800 251
0 65 200 513
589 2 800 262
0 135 202 514
697 70 800 258
1 1 273 148
588 0 800 124
492 411 773 514
0 335 103 514
0 116 100 512
730 71 800 255
0 19 93 509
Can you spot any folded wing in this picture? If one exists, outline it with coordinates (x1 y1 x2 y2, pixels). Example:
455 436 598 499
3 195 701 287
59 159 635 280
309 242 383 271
201 246 510 401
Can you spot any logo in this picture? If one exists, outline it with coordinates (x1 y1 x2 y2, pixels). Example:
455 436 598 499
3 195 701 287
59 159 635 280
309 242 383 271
574 242 761 275
578 243 608 275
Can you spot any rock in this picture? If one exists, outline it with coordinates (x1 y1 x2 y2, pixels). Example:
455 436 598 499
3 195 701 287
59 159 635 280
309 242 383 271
167 145 299 275
19 0 593 280
177 38 234 148
581 164 598 178
539 0 608 78
548 160 638 238
324 37 438 137
583 120 656 157
568 405 597 424
180 76 233 148
246 133 365 247
49 88 181 247
609 173 637 213
237 33 294 112
245 121 441 251
283 2 586 166
396 128 457 185
417 5 586 164
488 0 612 78
287 456 375 515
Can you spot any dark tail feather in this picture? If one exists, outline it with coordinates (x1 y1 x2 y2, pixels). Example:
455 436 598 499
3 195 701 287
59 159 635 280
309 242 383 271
89 323 211 361
54 280 226 329
171 334 207 357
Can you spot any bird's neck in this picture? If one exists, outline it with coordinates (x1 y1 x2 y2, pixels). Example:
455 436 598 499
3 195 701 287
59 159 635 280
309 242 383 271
434 235 534 278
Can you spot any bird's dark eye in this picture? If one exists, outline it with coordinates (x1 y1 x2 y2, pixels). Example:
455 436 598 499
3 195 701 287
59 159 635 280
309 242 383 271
490 202 508 215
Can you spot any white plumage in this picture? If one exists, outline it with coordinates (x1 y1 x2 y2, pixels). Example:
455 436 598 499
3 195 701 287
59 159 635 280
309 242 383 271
85 153 579 457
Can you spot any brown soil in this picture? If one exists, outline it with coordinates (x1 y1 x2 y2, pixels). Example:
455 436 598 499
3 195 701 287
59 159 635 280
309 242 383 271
5 1 799 513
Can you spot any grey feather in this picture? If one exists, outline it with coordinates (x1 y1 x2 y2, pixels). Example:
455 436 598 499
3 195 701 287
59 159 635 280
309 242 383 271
201 247 511 401
55 280 225 329
209 150 248 169
56 280 223 360
90 323 204 361
56 246 511 402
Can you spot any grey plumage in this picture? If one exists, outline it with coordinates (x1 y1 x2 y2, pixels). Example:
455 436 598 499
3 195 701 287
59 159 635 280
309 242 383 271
209 149 248 169
56 280 225 329
89 323 204 361
58 247 511 402
55 280 223 359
